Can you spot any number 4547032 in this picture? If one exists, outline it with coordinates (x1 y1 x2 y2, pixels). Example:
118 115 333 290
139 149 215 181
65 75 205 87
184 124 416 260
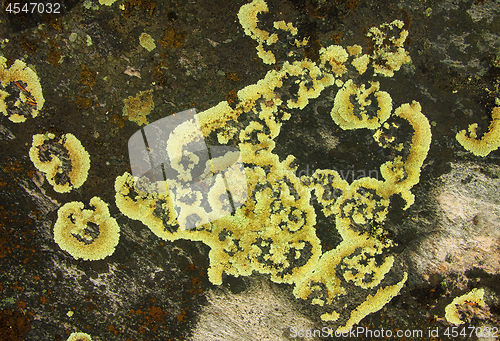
5 2 61 14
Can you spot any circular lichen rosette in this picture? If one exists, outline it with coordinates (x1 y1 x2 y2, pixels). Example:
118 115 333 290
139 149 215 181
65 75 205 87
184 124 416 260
54 197 120 261
66 332 92 341
0 56 45 123
29 132 91 193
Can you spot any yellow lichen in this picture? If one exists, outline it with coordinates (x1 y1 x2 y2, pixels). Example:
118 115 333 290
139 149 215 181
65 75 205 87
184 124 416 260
237 0 277 64
139 32 156 52
0 57 45 123
342 247 394 289
217 126 239 144
456 106 500 157
380 101 432 208
115 0 431 331
320 45 349 77
273 20 298 35
54 197 120 261
347 44 362 56
123 90 154 126
98 0 117 5
336 273 408 332
114 172 177 234
351 54 370 75
331 79 392 130
66 332 92 341
365 20 411 77
445 288 486 325
29 133 91 193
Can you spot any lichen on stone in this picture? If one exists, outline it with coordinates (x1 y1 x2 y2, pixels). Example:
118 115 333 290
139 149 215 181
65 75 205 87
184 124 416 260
0 56 44 123
29 132 91 193
139 32 156 52
456 106 500 157
66 332 92 341
114 0 431 331
122 89 154 126
445 288 486 325
54 197 120 261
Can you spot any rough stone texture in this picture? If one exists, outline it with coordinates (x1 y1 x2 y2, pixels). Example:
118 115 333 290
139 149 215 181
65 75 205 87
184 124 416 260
190 277 317 341
1 0 500 340
417 163 500 278
402 162 500 282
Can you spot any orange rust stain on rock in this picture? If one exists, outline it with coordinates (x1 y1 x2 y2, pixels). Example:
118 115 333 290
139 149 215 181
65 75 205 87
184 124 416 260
19 36 40 55
148 306 164 323
47 49 62 66
159 27 186 48
176 308 188 322
80 64 97 89
17 301 26 310
346 0 360 10
122 0 156 17
226 72 241 82
225 89 238 105
110 113 126 128
108 324 119 335
75 96 93 111
0 308 31 340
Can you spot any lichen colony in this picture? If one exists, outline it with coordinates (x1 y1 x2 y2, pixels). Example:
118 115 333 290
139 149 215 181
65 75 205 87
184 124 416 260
2 0 500 338
114 0 432 330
